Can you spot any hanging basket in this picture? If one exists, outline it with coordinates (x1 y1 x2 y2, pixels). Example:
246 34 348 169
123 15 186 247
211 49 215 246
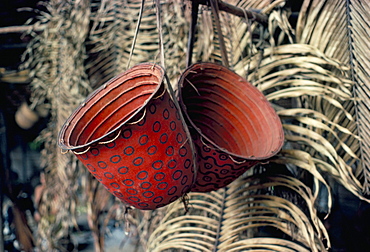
58 63 196 210
178 63 284 192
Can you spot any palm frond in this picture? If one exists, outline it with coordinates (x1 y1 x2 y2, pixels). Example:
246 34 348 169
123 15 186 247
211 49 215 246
194 0 274 68
86 0 189 89
21 0 92 249
296 0 370 193
235 43 369 203
148 171 328 252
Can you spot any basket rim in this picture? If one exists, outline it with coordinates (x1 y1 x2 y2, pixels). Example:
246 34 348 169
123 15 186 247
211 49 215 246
58 63 165 151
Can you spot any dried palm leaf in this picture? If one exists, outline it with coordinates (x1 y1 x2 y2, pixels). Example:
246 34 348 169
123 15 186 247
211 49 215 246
86 0 189 89
296 0 370 193
21 0 92 250
148 171 328 252
193 0 276 68
238 43 369 204
84 173 113 252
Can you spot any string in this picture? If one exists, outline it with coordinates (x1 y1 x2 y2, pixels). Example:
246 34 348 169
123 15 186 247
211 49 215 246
155 0 165 69
127 0 145 69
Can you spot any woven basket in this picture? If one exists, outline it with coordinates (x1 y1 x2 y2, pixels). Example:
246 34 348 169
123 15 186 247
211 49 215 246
178 63 284 192
59 63 196 210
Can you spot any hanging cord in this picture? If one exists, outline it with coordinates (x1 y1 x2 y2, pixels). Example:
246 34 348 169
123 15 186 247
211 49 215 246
155 0 165 69
127 0 145 69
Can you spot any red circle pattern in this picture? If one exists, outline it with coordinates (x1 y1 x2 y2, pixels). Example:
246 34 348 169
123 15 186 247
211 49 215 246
76 91 195 210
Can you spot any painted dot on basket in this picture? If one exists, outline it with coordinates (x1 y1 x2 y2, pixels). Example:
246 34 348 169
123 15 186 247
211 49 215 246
104 172 114 179
153 121 161 133
122 129 132 139
202 145 211 152
137 171 148 180
118 166 129 175
169 98 175 108
166 146 174 156
173 170 182 180
179 146 187 157
205 163 213 169
133 157 144 166
153 196 163 203
137 115 146 126
220 169 229 175
110 155 121 164
152 160 163 170
168 186 177 195
110 182 121 189
113 191 123 198
126 188 138 195
159 133 168 144
86 164 96 172
181 175 188 185
167 159 177 169
138 202 149 208
149 104 157 114
139 135 149 145
219 154 228 160
157 182 168 190
147 145 157 155
141 182 152 189
123 146 135 156
80 153 88 160
105 142 116 149
159 92 165 101
142 191 154 198
122 179 134 186
163 109 170 119
170 196 179 202
184 159 191 169
128 196 140 203
154 172 165 181
176 133 184 143
98 161 107 169
203 176 212 182
91 148 100 156
170 121 176 131
175 110 180 120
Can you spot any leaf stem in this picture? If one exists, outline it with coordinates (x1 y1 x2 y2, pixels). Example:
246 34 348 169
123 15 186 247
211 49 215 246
192 0 268 25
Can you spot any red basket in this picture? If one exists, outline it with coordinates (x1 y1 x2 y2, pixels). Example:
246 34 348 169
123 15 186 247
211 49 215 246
178 63 284 192
58 63 196 210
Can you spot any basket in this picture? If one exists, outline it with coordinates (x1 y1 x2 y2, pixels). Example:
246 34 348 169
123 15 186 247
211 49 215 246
178 63 284 192
58 63 196 210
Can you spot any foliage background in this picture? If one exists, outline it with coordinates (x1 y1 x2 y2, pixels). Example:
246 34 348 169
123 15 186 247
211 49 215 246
13 0 370 251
